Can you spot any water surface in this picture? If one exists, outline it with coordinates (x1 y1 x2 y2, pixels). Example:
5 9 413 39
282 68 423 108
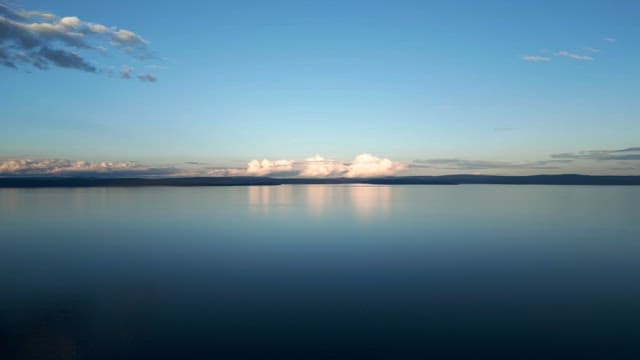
1 185 639 358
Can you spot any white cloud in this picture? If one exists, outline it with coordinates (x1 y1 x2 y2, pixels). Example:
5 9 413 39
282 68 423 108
555 50 593 61
344 153 405 178
300 155 347 177
88 23 108 33
206 168 246 176
246 159 295 176
18 10 56 21
59 16 81 29
245 153 404 177
111 28 147 46
522 55 551 62
604 37 616 43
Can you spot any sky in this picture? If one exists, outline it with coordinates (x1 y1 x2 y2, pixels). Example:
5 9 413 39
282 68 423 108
1 0 639 177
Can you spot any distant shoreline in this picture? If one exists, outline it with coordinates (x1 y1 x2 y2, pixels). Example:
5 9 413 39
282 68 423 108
1 175 640 187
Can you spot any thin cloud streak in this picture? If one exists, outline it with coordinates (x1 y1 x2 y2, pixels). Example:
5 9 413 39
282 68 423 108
411 146 640 175
551 147 640 161
555 50 593 61
411 158 570 171
522 55 550 62
0 159 180 177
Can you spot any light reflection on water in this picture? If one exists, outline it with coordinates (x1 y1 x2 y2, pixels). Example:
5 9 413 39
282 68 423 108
348 185 392 220
248 184 393 220
1 185 640 358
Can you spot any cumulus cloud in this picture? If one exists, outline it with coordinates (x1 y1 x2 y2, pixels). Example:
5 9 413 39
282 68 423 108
246 159 295 176
88 23 108 34
260 154 405 177
522 55 550 62
299 155 347 177
344 153 405 178
0 2 157 80
551 147 640 161
555 50 593 61
246 153 405 178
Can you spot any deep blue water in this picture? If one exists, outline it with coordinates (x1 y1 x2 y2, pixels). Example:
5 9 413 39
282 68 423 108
1 185 639 359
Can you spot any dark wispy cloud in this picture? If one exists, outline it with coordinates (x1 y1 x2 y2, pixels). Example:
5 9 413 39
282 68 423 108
137 74 157 82
119 65 132 79
411 158 571 171
0 44 15 67
0 2 158 80
412 146 640 173
37 46 96 72
0 159 180 177
0 4 55 21
493 127 517 132
551 147 640 161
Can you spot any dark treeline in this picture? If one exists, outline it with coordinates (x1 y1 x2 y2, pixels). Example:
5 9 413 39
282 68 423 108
1 174 640 187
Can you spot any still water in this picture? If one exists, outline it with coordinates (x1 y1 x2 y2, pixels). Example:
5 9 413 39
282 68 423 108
1 185 639 359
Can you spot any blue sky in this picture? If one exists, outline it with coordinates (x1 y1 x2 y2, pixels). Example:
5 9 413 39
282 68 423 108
1 0 639 176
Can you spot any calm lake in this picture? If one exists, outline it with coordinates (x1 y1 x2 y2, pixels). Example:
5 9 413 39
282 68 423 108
1 185 639 359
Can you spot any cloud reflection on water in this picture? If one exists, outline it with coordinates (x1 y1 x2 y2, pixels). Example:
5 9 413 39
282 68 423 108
348 185 392 220
247 185 393 220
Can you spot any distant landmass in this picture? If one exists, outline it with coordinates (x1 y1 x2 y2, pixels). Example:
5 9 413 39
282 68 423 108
1 174 640 187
